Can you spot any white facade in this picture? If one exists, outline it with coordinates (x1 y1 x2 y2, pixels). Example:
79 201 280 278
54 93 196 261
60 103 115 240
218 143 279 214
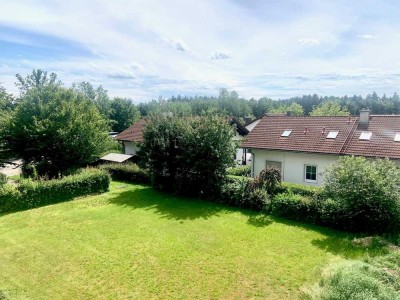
251 149 339 186
123 141 140 155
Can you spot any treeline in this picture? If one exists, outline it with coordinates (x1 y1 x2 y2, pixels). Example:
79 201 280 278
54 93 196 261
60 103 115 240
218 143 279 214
139 89 400 121
2 69 400 132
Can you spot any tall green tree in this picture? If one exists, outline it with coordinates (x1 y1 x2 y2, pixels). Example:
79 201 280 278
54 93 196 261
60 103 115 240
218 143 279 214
6 86 113 177
15 69 62 95
72 82 111 119
269 102 304 116
310 101 350 116
109 97 140 132
0 84 14 111
0 84 15 165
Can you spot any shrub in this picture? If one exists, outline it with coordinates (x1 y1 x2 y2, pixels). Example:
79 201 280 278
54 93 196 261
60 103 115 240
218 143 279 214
323 156 400 232
140 114 236 197
227 175 254 183
0 168 110 212
220 177 270 211
280 182 321 197
99 163 149 183
21 163 37 179
256 168 282 196
0 172 6 185
227 165 251 177
272 192 318 223
305 251 400 299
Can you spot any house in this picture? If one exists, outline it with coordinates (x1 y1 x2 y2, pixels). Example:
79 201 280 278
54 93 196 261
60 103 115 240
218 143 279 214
241 110 400 186
230 117 262 165
116 117 258 161
114 119 147 155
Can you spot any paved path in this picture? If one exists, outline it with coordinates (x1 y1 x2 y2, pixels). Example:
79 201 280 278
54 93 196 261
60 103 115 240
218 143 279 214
0 159 22 177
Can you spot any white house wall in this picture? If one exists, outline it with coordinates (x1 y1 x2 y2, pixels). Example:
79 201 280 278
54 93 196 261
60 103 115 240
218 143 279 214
123 141 140 155
251 149 339 186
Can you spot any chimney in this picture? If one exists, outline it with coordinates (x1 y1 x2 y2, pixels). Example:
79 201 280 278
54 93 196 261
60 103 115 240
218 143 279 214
286 111 293 117
360 109 371 125
244 117 252 125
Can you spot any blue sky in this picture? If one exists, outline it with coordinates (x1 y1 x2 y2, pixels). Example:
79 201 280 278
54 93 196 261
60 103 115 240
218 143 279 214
0 0 399 101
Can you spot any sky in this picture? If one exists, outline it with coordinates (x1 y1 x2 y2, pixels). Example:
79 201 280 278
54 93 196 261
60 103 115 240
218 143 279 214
0 0 399 102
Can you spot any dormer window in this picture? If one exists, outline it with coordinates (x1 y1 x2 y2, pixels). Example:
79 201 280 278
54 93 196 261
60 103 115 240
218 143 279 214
359 131 372 141
326 131 339 139
394 133 400 142
281 130 292 137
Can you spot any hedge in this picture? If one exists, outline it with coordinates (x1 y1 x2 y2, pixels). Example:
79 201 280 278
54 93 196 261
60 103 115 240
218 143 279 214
227 175 254 183
271 192 319 223
0 168 110 212
226 165 251 176
99 163 150 183
227 175 318 195
279 182 321 197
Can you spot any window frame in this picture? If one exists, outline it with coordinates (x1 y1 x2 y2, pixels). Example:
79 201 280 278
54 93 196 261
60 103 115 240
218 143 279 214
304 165 317 183
281 130 292 137
359 131 372 141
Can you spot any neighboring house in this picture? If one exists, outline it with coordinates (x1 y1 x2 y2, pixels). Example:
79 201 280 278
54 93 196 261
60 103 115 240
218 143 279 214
114 119 147 155
116 117 257 163
230 117 264 165
241 110 400 186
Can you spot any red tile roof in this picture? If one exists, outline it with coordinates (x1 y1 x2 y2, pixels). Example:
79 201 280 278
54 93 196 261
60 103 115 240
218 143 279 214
241 115 400 159
343 115 400 159
242 116 358 154
114 119 147 142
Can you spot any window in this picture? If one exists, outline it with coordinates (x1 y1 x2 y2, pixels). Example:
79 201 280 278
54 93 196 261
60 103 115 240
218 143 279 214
359 131 372 140
305 165 317 182
326 131 339 139
394 133 400 142
281 130 292 137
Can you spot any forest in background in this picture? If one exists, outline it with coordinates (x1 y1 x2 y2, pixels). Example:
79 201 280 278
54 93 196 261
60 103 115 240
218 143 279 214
1 69 400 132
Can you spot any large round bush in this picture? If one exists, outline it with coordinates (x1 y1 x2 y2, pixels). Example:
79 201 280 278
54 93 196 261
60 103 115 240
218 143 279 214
323 156 400 232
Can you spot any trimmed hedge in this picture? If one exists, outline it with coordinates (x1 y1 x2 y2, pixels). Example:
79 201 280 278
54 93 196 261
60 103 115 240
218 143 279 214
280 182 321 197
226 165 251 177
272 192 319 223
227 175 254 182
227 175 319 197
0 168 110 212
99 163 150 183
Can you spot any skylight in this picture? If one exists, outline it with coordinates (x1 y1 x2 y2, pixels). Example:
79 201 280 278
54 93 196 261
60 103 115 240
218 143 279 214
359 131 372 141
326 131 339 139
281 130 292 137
394 133 400 142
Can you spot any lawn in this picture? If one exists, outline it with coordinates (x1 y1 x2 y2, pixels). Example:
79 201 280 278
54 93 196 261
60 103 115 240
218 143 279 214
0 181 385 299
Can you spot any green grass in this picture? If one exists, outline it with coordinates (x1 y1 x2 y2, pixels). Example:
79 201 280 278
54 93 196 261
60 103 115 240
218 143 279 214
0 181 387 299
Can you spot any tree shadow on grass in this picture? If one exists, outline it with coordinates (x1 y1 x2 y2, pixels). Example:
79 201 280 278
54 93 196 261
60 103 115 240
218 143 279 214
108 186 230 221
311 235 389 258
108 185 388 258
265 216 388 258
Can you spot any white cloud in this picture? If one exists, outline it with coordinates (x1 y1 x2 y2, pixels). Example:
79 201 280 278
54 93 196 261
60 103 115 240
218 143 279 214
297 38 320 46
356 34 375 39
0 0 399 100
